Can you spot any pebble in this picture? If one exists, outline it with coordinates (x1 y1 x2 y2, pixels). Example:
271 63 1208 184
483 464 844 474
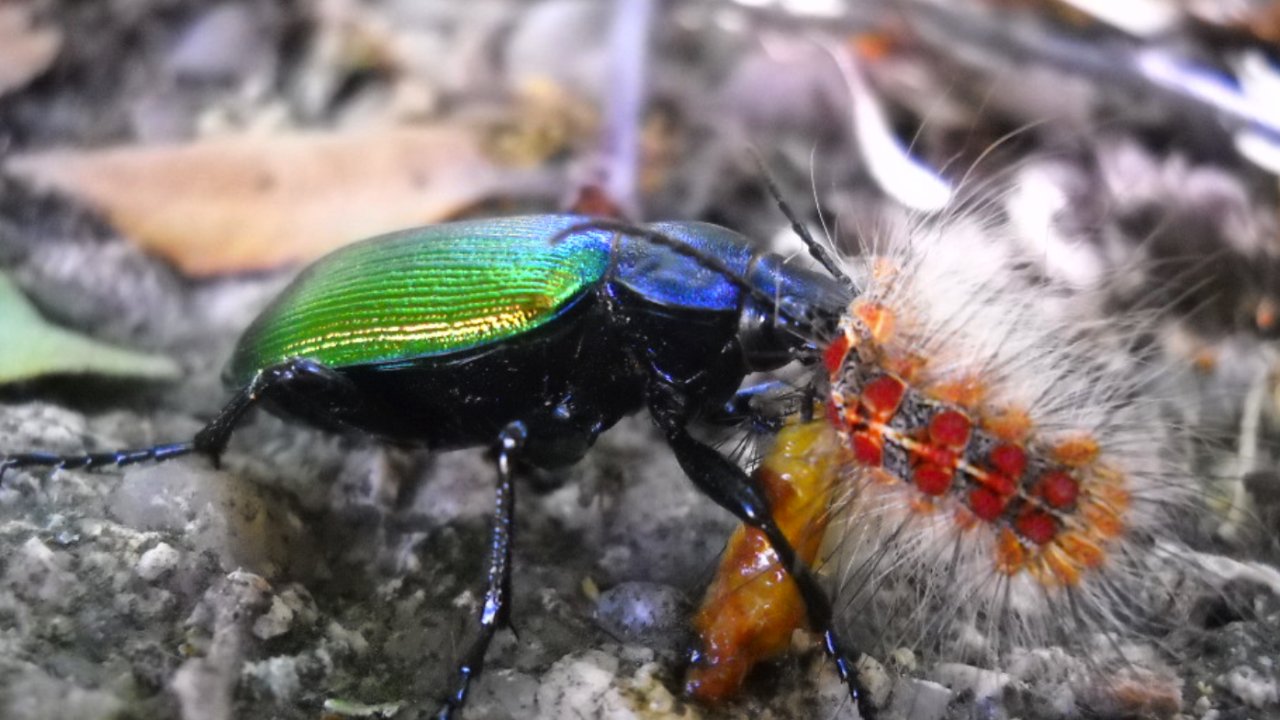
135 542 179 581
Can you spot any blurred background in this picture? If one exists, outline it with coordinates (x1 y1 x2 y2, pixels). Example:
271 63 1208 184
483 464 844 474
1 1 1279 719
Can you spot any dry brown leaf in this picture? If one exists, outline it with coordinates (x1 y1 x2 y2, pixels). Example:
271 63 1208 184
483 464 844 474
5 126 536 276
0 3 62 95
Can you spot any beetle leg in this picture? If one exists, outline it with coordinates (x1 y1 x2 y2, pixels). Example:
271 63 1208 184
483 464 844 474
0 358 362 483
436 420 527 720
193 357 363 466
1 442 195 480
648 385 876 719
705 379 792 432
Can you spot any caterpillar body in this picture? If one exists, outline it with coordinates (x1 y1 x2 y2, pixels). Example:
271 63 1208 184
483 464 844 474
687 210 1275 718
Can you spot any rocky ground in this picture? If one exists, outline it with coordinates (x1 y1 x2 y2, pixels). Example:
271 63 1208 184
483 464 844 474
2 2 1279 720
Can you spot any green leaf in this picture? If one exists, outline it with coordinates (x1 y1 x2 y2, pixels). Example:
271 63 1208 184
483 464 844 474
0 272 180 384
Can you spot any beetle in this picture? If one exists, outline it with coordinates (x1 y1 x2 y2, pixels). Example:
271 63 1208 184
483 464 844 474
1 213 874 718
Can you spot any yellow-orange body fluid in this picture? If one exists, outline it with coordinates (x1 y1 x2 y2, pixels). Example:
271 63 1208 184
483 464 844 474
685 419 842 702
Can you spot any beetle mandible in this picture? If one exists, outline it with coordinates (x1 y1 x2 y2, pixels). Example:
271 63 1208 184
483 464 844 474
1 213 873 718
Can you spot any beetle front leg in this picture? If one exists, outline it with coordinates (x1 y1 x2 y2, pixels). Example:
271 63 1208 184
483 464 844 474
648 385 876 719
436 420 527 720
703 379 794 434
2 356 369 479
1 442 197 479
1 357 348 479
194 357 364 465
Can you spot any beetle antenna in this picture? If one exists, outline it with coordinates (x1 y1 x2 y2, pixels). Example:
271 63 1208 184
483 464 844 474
749 149 858 294
552 220 823 341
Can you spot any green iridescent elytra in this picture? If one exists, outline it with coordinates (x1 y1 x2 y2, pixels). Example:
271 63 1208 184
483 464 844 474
227 215 610 386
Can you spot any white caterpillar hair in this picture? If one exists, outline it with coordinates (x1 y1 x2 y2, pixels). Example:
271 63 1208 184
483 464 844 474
808 200 1278 719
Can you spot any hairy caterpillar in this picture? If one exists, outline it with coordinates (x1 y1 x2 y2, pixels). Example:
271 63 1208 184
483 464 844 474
687 206 1280 719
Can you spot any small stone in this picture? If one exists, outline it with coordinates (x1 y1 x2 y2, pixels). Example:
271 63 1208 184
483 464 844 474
856 654 895 710
932 662 1009 702
887 647 917 671
533 650 619 717
8 536 76 605
1221 666 1280 708
275 585 319 628
253 595 296 640
169 4 271 82
325 620 369 656
886 677 951 720
593 581 687 653
136 542 180 581
242 656 301 702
